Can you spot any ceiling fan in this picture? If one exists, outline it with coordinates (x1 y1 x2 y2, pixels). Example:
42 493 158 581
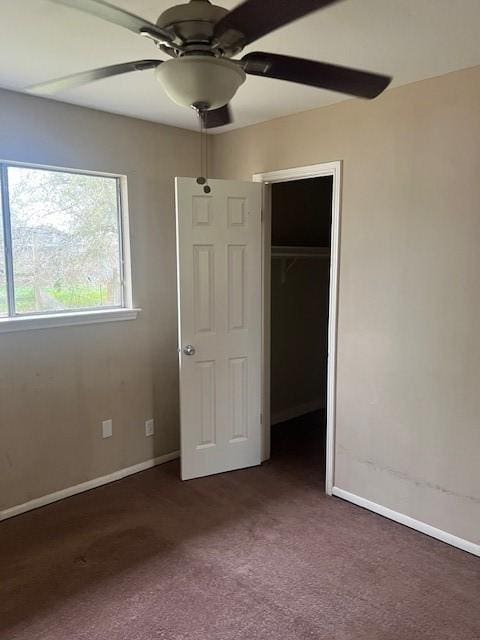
28 0 392 129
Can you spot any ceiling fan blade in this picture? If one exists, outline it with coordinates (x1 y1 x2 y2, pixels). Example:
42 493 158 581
242 52 391 99
27 60 162 96
200 104 232 129
214 0 342 48
49 0 172 42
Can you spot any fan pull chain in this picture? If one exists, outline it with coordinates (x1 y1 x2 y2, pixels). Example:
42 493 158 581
195 108 211 194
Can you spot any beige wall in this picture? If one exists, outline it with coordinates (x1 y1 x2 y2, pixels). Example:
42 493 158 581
212 66 480 544
0 89 199 510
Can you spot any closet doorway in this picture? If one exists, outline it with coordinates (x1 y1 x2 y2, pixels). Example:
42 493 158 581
254 163 341 494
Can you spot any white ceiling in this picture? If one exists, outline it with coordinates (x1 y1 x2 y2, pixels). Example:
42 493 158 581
1 0 480 132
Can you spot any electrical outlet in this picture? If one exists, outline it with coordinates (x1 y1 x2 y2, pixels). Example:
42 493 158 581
102 419 113 439
145 419 155 437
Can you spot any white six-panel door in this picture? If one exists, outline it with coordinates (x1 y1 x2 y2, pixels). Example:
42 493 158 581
175 177 263 480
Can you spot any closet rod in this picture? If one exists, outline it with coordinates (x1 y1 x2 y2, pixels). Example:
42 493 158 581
271 246 330 259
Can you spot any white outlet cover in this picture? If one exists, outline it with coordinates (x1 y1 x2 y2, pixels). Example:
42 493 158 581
145 419 155 437
102 419 113 439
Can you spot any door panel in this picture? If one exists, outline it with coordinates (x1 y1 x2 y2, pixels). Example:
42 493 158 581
193 245 215 333
176 177 263 480
228 244 247 330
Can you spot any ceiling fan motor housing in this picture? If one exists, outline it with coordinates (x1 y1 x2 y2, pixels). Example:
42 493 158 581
156 0 228 46
155 56 246 110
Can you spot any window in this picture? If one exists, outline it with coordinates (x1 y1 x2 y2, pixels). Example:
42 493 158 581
0 161 135 329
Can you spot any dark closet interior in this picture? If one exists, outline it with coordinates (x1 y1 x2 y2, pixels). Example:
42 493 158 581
269 177 333 475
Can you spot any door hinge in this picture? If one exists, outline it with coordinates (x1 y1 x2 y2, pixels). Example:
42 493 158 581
260 412 263 425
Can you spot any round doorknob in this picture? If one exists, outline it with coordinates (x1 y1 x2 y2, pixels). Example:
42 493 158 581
183 345 196 356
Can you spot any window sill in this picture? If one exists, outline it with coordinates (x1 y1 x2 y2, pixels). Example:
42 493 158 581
0 308 141 334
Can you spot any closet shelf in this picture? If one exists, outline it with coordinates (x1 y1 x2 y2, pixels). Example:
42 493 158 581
271 245 330 259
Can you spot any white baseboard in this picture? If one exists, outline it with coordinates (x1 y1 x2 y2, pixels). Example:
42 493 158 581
271 399 325 426
0 450 180 522
332 486 479 557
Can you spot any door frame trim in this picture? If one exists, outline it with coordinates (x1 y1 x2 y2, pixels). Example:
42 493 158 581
253 161 342 495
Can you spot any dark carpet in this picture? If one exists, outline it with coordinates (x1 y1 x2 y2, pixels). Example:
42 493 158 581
1 414 479 639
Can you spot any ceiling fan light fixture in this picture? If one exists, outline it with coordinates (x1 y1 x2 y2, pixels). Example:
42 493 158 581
34 0 392 129
155 56 246 110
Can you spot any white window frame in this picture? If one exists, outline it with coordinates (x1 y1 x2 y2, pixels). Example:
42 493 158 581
0 159 139 333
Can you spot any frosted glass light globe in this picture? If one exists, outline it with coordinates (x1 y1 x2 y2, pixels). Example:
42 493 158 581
155 56 246 110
